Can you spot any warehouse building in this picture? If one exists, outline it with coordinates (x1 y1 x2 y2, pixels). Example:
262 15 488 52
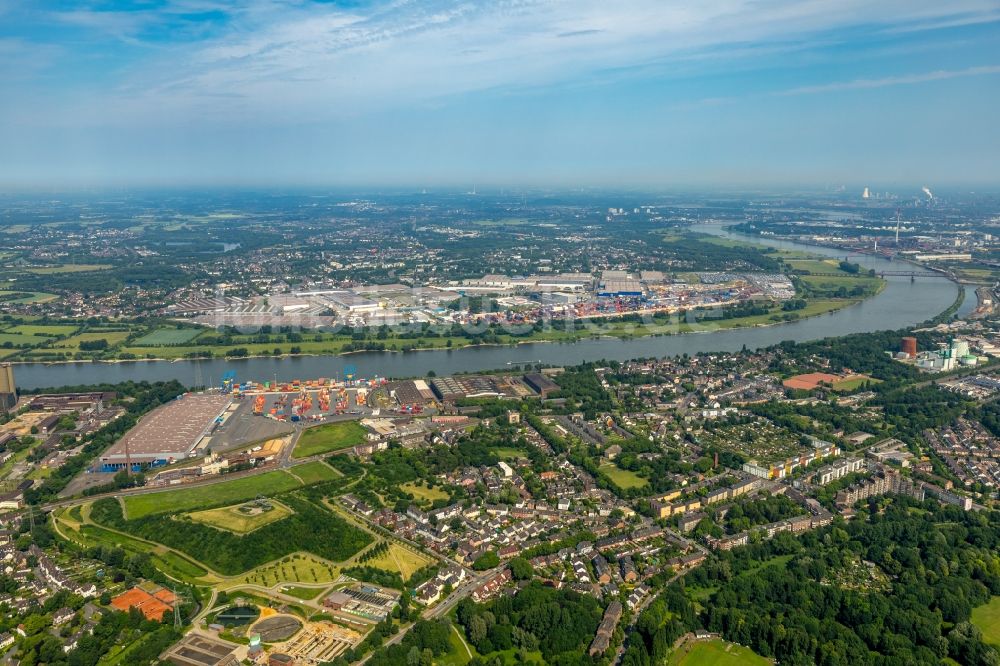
523 373 559 398
99 393 232 470
597 279 645 298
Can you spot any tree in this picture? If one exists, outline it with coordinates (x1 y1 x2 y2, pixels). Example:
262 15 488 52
508 557 533 580
472 551 500 571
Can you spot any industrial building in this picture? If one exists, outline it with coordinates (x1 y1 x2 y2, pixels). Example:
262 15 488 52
0 363 15 413
597 278 644 298
99 393 232 470
430 376 503 401
28 391 115 414
523 372 559 398
163 634 239 666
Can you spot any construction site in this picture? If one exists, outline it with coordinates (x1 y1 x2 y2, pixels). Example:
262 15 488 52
270 620 361 664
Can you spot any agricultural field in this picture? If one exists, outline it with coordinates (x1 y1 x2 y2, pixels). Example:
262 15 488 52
0 332 43 346
401 481 449 505
293 421 368 458
133 327 205 346
972 597 1000 649
6 323 79 336
121 469 305 518
288 460 341 485
362 542 434 581
53 330 133 350
667 638 772 666
1 291 59 304
188 499 294 534
598 463 648 490
25 263 112 274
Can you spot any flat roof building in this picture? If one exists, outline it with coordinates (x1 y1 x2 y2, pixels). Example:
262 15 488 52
523 373 559 398
100 394 231 469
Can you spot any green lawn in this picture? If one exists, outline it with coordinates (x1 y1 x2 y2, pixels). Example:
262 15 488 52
362 542 434 581
288 460 341 484
973 597 1000 649
401 481 449 505
437 625 475 666
280 584 327 600
599 463 648 490
121 470 305 519
668 638 772 666
188 500 294 534
293 421 368 458
832 375 880 392
491 447 526 460
151 550 210 580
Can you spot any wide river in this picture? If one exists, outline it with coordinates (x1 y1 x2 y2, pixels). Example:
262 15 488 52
14 225 974 390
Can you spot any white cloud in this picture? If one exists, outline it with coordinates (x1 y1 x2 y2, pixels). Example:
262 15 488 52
8 0 1000 127
778 64 1000 95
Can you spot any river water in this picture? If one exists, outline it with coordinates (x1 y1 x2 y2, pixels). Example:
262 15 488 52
12 225 970 389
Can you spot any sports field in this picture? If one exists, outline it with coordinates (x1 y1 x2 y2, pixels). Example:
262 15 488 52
188 500 293 534
668 639 771 666
122 470 304 519
832 375 879 392
599 463 648 489
362 542 433 581
973 597 1000 648
133 327 204 346
293 421 368 458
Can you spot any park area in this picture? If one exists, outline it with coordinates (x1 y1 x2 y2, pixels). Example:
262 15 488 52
188 499 294 534
973 597 1000 649
121 466 326 519
598 463 648 490
401 481 449 506
668 638 772 666
361 542 434 581
293 421 368 458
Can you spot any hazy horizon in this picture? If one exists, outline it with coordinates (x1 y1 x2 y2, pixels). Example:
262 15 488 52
1 1 999 189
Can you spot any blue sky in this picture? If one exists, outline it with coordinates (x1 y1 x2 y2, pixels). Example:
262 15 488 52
1 0 999 189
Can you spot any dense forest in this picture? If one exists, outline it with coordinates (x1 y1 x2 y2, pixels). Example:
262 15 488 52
455 583 605 664
644 498 1000 666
